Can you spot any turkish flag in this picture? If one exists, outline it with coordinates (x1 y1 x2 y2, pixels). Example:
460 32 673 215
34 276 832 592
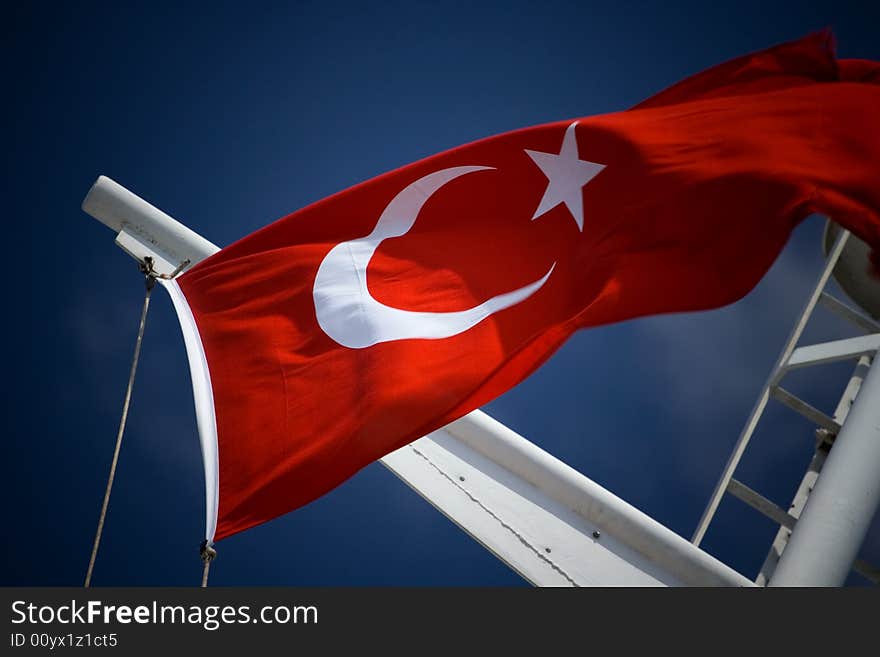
168 31 880 542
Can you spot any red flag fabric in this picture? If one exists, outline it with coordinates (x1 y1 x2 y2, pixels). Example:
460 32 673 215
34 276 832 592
169 31 880 542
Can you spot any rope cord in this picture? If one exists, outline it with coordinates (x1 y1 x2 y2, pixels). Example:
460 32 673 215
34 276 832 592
84 261 156 587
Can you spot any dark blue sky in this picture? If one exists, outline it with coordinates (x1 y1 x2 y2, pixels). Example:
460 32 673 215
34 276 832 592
5 1 878 586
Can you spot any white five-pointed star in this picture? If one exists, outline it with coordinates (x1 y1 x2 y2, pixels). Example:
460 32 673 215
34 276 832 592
525 121 605 232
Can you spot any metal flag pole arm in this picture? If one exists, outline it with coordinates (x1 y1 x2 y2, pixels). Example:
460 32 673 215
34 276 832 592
82 175 755 587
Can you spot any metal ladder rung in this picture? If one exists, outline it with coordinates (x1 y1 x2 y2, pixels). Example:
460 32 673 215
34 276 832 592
782 334 880 373
770 387 841 434
728 479 798 530
818 292 880 335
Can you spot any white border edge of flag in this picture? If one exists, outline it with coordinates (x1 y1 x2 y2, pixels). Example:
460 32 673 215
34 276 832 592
160 278 220 543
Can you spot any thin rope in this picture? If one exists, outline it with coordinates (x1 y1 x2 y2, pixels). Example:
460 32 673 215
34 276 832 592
201 560 211 588
84 270 155 587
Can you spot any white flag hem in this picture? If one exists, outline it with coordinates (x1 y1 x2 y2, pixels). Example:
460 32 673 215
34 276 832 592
160 278 219 543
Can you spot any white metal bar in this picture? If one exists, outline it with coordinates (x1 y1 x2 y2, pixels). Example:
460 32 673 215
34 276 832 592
387 430 673 586
82 176 217 276
385 426 751 587
445 412 753 586
769 355 880 586
785 334 880 370
690 229 851 546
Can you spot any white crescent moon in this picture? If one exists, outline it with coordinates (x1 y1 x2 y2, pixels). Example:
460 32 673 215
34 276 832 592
313 165 555 349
